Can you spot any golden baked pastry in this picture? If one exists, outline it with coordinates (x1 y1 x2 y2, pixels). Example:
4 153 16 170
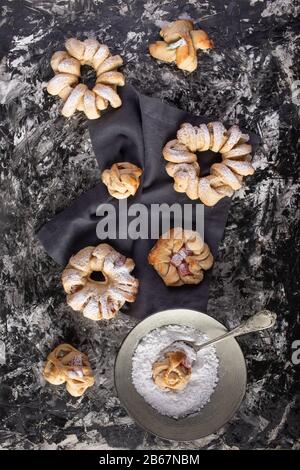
149 19 213 72
101 162 143 199
148 228 213 286
47 38 125 119
62 244 139 320
163 122 255 206
43 344 94 397
152 350 192 390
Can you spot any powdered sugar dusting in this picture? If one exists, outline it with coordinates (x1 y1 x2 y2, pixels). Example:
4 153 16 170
132 325 219 419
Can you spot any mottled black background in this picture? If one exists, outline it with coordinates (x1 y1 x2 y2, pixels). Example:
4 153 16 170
0 0 299 450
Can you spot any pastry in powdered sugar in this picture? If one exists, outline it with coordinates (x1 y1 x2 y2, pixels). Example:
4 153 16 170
132 325 219 419
148 227 214 286
152 350 192 391
61 244 139 321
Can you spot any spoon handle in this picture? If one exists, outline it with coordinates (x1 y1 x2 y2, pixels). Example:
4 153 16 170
196 310 277 352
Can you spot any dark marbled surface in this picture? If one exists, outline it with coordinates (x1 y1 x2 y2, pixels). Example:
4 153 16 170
0 0 299 450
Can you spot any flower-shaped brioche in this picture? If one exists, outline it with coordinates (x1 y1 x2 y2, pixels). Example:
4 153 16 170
148 228 214 286
47 38 124 119
43 344 94 397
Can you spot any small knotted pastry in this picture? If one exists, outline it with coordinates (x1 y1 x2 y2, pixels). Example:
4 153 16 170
163 122 255 206
43 344 94 397
47 38 124 119
152 350 192 391
101 162 143 199
149 19 213 72
62 244 139 321
148 228 214 286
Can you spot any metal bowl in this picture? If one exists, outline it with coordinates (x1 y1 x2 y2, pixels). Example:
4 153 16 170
114 309 247 441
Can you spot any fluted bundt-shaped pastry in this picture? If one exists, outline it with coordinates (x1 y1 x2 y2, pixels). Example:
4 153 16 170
163 122 255 206
47 38 125 119
149 19 213 72
148 228 213 286
152 350 192 390
101 162 143 199
62 244 139 320
43 344 94 397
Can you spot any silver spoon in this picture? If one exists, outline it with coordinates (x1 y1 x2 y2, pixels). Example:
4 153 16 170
173 310 277 357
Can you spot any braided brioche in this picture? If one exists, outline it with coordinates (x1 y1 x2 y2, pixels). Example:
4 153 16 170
149 19 213 73
62 244 139 321
101 162 143 199
43 344 94 397
47 38 124 119
163 122 255 206
148 228 213 286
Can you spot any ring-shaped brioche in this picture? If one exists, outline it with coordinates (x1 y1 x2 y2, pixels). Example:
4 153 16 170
148 228 214 286
163 122 255 206
61 244 139 321
47 38 125 119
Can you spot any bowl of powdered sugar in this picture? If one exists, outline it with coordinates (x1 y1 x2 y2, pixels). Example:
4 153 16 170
114 309 247 441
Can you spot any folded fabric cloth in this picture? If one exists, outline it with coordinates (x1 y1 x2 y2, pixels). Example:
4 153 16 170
37 84 259 320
